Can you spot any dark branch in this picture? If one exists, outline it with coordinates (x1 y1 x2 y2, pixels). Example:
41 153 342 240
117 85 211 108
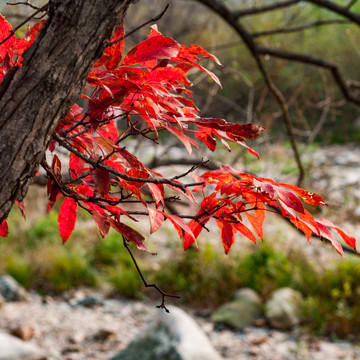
108 3 169 46
195 0 305 185
233 0 300 19
306 0 360 24
257 47 360 106
0 3 48 47
122 236 180 313
252 19 349 38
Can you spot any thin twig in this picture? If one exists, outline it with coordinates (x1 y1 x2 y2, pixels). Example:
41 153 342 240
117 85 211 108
122 236 180 313
233 0 299 19
171 158 209 180
0 2 48 48
196 0 305 186
108 4 169 46
252 19 349 38
306 0 360 24
7 1 43 10
54 132 203 192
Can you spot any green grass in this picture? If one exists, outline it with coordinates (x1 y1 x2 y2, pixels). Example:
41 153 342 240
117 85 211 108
2 204 360 338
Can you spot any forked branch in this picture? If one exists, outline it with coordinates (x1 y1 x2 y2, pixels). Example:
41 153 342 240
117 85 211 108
122 236 180 312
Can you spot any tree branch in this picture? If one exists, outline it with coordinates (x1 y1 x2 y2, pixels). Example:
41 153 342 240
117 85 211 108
306 0 360 24
257 46 360 106
233 0 300 19
122 236 180 312
0 0 138 223
252 19 349 38
195 0 305 185
53 132 202 192
108 3 169 46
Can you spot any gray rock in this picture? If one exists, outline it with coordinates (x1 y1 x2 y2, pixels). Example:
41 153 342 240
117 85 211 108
0 332 46 360
0 275 28 302
110 306 222 360
234 288 262 304
211 288 262 330
265 287 303 330
77 294 104 307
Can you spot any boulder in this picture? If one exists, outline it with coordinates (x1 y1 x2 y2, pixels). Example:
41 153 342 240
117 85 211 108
211 288 262 330
0 332 46 360
110 306 222 360
0 275 28 302
234 288 262 304
265 287 303 330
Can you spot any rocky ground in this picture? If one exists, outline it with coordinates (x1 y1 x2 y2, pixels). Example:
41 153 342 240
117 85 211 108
0 289 360 360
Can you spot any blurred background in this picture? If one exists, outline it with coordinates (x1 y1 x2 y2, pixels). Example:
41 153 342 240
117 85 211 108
1 0 360 354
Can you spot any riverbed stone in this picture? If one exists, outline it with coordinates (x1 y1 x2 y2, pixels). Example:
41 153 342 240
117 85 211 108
212 288 262 330
0 275 28 302
0 332 46 360
265 287 304 330
110 305 222 360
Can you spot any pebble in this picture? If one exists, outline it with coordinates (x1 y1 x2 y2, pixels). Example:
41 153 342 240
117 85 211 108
11 320 35 341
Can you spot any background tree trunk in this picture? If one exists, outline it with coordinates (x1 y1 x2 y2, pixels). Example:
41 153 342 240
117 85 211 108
0 0 136 222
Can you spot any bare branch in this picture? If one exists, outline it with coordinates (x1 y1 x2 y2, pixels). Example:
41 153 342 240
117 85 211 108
122 236 180 313
233 0 300 19
252 19 349 38
7 1 44 10
195 0 305 185
346 0 357 9
53 132 204 192
108 3 169 46
257 46 360 106
0 3 48 48
149 157 219 171
305 0 360 24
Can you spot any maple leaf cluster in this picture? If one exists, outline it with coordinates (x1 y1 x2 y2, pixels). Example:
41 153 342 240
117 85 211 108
0 16 356 257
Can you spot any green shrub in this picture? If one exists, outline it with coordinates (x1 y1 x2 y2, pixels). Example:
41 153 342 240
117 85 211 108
107 264 143 298
36 246 98 292
91 231 124 267
25 211 60 247
5 255 34 289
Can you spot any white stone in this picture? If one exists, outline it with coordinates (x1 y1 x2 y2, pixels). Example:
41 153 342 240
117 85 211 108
0 332 46 360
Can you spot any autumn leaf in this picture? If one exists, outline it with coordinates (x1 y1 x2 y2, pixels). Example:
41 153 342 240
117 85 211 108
216 219 235 254
92 167 110 196
0 15 14 62
93 210 110 238
279 183 327 206
164 213 196 244
147 183 164 206
15 200 26 219
122 35 181 66
316 218 356 251
58 198 78 243
148 207 165 234
95 23 125 70
0 219 9 237
109 218 155 254
234 221 257 244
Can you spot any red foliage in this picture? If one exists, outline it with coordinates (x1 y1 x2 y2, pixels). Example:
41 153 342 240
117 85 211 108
58 197 78 243
0 16 356 256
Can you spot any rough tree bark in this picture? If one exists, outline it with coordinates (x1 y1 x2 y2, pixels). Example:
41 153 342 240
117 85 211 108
0 0 137 222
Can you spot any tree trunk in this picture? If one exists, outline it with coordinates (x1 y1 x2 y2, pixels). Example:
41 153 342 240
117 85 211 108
0 0 137 222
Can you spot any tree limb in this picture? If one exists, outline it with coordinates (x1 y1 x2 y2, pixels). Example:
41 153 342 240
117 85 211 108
0 0 138 222
195 0 305 185
233 0 300 19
